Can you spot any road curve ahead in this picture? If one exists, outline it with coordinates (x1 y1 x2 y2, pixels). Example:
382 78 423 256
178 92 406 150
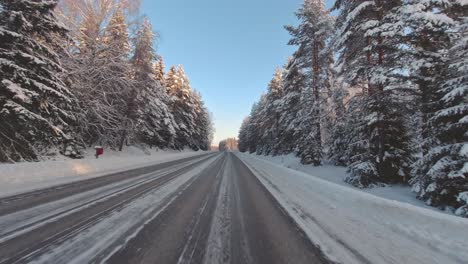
0 152 329 264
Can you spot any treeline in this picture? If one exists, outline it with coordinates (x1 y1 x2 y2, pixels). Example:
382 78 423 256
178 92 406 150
0 0 213 163
238 0 467 216
219 138 238 151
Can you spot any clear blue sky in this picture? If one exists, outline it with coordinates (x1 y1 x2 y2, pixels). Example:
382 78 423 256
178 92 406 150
141 0 333 145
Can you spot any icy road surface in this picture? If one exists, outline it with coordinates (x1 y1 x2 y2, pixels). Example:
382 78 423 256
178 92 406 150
0 152 466 264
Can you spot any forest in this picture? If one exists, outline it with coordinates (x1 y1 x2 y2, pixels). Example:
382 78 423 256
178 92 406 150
238 0 468 216
0 0 214 163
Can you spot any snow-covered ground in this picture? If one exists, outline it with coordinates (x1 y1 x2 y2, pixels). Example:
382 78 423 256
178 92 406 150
237 152 468 264
0 146 211 197
242 153 444 212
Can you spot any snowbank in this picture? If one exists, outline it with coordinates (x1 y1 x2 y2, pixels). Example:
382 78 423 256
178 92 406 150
0 146 211 197
237 152 468 264
244 153 444 212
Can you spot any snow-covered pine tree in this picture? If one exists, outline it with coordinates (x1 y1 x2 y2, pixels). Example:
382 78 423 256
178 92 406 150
131 18 177 149
277 57 306 155
334 0 413 186
286 0 333 165
0 0 80 162
411 2 468 216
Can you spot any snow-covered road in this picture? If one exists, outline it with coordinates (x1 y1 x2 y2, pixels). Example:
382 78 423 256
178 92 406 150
0 152 466 264
0 152 327 264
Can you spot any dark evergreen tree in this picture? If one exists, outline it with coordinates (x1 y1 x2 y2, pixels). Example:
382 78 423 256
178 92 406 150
334 0 413 186
238 117 250 153
286 0 333 165
276 57 306 155
328 79 349 166
0 0 80 162
411 3 468 216
398 0 455 156
154 56 165 85
247 97 266 154
190 91 212 151
262 68 284 156
165 65 212 150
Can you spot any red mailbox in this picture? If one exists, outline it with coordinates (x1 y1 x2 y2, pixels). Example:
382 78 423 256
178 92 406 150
95 146 104 158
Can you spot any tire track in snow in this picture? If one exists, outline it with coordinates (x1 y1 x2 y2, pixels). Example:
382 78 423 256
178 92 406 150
202 153 233 264
177 156 227 264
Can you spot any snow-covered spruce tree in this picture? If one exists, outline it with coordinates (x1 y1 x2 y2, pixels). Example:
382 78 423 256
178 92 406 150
131 18 177 149
246 97 266 154
0 0 81 162
165 65 184 149
238 117 250 152
164 66 213 150
188 90 202 150
230 70 286 155
154 56 166 85
165 65 198 150
190 91 212 151
262 68 284 156
254 94 269 155
296 84 323 165
334 0 413 186
411 3 468 216
397 0 455 156
285 0 333 165
165 65 179 94
328 78 350 166
276 57 306 155
239 106 256 154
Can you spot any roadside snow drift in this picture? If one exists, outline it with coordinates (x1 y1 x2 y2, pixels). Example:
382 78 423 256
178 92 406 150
0 147 210 197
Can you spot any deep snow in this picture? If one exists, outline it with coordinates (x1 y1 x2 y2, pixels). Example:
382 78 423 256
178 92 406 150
0 146 211 197
237 152 468 264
